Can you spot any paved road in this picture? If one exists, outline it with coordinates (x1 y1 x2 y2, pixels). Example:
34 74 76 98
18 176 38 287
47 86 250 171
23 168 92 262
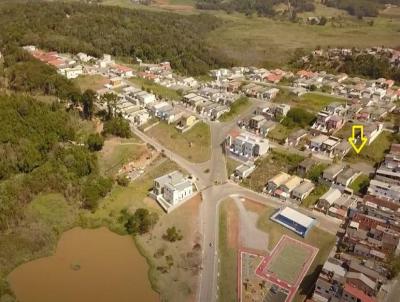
131 109 340 302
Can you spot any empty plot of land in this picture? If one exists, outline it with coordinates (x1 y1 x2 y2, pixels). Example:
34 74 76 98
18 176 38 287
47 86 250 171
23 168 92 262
146 121 211 163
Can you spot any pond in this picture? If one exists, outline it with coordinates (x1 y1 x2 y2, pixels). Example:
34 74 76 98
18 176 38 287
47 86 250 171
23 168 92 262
8 227 159 302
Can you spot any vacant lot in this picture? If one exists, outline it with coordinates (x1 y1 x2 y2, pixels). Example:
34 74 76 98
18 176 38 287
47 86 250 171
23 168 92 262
218 199 239 302
349 174 371 195
98 137 149 176
346 131 394 165
207 11 400 67
243 150 304 192
220 96 251 122
73 75 109 91
244 200 335 302
128 77 181 101
147 121 211 163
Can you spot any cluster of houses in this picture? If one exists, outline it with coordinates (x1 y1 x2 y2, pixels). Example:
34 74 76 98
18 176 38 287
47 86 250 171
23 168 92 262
266 171 315 202
312 193 400 302
311 144 400 302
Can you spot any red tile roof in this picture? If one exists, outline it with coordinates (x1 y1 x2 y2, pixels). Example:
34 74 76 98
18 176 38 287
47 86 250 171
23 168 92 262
343 283 376 302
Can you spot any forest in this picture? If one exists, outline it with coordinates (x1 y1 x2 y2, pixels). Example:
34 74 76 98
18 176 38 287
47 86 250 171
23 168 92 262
195 0 315 17
322 0 400 18
0 0 232 75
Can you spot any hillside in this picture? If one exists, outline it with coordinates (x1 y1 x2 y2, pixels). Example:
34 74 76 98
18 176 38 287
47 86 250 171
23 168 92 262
0 0 232 75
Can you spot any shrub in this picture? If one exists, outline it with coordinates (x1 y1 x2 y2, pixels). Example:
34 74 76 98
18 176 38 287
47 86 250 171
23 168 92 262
86 133 104 152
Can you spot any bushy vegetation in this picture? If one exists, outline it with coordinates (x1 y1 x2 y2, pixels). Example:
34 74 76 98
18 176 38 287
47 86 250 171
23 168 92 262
163 226 183 242
86 133 104 152
321 0 396 18
196 0 315 17
282 107 315 128
0 0 232 75
103 116 132 138
1 46 80 99
0 93 111 230
123 208 159 235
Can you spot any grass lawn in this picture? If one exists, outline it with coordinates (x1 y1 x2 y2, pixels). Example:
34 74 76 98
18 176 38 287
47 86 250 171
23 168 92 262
128 77 181 101
226 156 241 178
146 121 211 163
218 199 239 302
73 75 109 91
219 96 251 122
243 150 305 192
267 123 293 143
349 174 371 195
207 11 400 67
346 131 394 165
98 137 149 176
246 202 335 302
296 93 347 113
302 185 329 209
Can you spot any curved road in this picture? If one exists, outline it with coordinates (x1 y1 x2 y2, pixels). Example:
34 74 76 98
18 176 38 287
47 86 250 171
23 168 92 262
131 112 340 302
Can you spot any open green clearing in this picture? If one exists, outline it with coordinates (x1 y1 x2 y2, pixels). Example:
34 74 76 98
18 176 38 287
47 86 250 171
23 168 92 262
349 174 371 195
267 123 295 143
268 242 311 284
243 150 305 192
207 11 400 67
226 156 241 177
248 202 335 302
128 78 181 101
98 137 148 176
218 199 238 302
219 96 251 122
73 75 109 92
302 185 329 209
146 121 211 163
346 131 394 165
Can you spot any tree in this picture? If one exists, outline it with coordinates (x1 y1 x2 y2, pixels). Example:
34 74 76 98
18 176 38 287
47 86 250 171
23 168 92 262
81 175 113 210
116 175 130 187
124 208 159 235
81 89 96 120
102 117 132 138
86 133 104 152
162 226 183 242
100 92 119 120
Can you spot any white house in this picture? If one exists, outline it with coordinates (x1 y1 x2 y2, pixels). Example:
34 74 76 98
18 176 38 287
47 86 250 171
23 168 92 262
153 171 194 208
59 65 83 79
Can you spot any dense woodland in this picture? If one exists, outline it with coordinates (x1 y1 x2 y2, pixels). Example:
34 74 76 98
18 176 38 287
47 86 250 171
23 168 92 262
196 0 315 17
322 0 400 18
0 0 232 75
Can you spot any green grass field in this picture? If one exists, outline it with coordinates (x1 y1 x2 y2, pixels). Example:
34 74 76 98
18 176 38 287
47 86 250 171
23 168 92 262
249 203 335 302
267 123 294 143
302 185 329 208
267 242 311 284
243 150 304 192
73 75 109 92
128 77 181 101
219 96 251 122
146 121 211 163
349 174 371 195
98 137 148 176
207 11 400 67
218 199 238 302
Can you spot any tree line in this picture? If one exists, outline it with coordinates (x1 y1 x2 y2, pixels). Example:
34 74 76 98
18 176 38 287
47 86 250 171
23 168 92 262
322 0 400 18
195 0 315 17
0 0 233 75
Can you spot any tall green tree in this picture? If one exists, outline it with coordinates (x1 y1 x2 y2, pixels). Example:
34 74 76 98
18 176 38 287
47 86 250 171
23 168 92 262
82 89 96 120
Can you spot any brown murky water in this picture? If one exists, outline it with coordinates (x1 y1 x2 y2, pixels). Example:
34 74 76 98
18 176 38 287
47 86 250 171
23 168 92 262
8 227 159 302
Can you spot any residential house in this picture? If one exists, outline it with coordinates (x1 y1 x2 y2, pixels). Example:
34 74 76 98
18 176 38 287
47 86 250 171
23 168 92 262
292 180 315 201
322 164 345 184
274 175 302 199
232 161 256 182
336 168 359 188
316 188 342 212
153 171 194 206
341 283 376 302
368 179 400 202
286 129 308 147
226 131 269 159
266 172 291 193
297 158 316 177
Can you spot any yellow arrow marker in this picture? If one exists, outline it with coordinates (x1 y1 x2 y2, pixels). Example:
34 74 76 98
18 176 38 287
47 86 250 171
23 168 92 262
348 125 368 154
